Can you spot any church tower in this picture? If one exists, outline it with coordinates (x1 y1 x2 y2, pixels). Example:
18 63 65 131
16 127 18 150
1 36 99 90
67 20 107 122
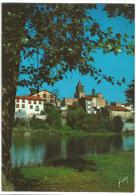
74 80 85 98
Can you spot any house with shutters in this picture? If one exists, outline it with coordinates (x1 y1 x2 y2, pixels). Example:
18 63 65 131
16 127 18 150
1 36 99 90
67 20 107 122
15 95 44 118
15 90 61 119
32 90 61 109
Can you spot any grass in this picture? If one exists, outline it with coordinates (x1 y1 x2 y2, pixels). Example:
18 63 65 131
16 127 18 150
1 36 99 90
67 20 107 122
13 125 121 137
12 151 134 192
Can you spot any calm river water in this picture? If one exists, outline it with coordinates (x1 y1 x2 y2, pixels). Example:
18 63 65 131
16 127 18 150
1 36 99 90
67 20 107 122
11 133 134 168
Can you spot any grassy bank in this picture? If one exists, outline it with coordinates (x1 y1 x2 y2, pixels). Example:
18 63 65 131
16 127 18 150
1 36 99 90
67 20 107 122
13 125 127 137
12 151 134 192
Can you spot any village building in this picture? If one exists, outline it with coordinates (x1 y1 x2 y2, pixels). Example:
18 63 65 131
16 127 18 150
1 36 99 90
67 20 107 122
61 81 106 114
74 80 85 98
32 90 61 109
105 105 133 120
79 96 96 114
61 81 84 108
61 98 78 108
79 89 106 114
15 95 44 118
15 90 61 118
121 103 134 112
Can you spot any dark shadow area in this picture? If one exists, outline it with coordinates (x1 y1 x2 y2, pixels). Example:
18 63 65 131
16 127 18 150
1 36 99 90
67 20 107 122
46 157 97 172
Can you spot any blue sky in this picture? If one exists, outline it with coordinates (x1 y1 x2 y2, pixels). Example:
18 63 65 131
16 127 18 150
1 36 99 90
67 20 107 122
17 4 134 103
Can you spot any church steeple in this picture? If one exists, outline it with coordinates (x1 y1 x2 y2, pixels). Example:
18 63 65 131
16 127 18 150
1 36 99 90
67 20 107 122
77 80 82 87
74 80 85 98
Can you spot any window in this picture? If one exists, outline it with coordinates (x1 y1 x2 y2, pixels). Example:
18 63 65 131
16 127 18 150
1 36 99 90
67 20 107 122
35 106 39 111
22 104 25 108
16 104 19 108
88 102 91 104
88 106 91 108
43 94 47 98
88 111 91 113
17 99 19 102
39 100 42 104
22 99 25 103
28 100 31 104
34 100 36 104
30 105 33 109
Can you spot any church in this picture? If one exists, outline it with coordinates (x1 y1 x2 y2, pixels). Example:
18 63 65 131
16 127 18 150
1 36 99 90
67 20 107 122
61 81 106 114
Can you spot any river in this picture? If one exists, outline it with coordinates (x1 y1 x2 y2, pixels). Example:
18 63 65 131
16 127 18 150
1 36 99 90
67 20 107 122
11 133 134 168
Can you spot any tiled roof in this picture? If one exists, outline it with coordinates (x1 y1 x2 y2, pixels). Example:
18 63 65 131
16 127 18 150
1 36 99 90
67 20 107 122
33 90 56 96
106 105 129 111
84 96 93 100
16 95 44 101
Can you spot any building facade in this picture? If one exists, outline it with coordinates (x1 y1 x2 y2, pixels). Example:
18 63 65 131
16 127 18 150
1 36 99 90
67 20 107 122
61 98 78 108
106 105 133 120
33 90 56 104
15 95 44 118
74 80 85 98
79 96 96 114
32 90 61 109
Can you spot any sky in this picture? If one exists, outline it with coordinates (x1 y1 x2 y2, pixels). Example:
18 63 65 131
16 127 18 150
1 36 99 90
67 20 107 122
16 4 134 103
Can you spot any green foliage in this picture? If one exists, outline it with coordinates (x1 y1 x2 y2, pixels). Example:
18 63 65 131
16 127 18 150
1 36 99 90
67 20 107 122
29 117 49 129
104 4 134 21
14 118 29 127
126 117 134 123
13 152 134 192
111 116 124 133
124 80 134 107
2 4 134 92
67 108 113 132
45 104 62 128
67 108 124 133
67 107 87 130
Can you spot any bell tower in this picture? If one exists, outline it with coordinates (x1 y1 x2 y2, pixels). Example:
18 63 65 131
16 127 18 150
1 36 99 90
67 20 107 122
74 80 85 98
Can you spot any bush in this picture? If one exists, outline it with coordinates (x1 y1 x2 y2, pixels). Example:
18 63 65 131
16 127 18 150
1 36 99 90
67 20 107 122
67 108 106 132
67 108 123 132
45 103 62 128
111 116 123 133
14 118 29 127
126 117 134 123
30 117 49 129
67 107 87 130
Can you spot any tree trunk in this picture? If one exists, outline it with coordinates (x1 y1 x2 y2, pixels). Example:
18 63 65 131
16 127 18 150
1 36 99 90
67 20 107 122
2 65 18 190
2 4 29 190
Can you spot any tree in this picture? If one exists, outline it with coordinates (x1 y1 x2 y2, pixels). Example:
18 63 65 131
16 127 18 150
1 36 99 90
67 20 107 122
45 104 62 128
124 80 135 107
112 116 124 133
2 3 134 188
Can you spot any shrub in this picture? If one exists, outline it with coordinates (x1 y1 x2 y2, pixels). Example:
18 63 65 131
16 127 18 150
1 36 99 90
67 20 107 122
126 117 134 123
30 117 49 129
111 116 124 133
67 107 123 132
14 118 29 127
67 107 87 130
45 103 62 128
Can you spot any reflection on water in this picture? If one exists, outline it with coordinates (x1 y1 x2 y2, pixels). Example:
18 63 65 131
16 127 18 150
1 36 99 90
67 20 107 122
11 133 134 168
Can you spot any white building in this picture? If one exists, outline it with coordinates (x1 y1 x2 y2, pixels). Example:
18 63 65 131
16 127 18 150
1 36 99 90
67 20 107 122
15 95 44 118
32 90 61 109
106 105 133 120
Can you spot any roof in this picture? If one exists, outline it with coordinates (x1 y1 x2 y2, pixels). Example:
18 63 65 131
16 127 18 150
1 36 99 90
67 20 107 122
106 105 129 111
31 89 56 97
16 95 44 101
84 96 93 100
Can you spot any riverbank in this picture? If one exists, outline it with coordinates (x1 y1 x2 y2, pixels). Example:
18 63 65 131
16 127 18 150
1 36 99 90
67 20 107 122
12 151 134 192
13 126 134 137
